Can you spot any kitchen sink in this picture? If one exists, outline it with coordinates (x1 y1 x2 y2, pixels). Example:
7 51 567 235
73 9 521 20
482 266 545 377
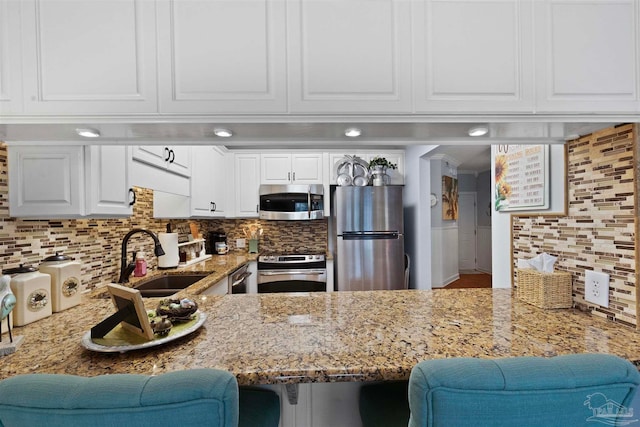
134 274 209 297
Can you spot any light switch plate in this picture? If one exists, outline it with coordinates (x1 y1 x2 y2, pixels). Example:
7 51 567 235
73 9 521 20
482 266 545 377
585 270 609 307
236 238 246 248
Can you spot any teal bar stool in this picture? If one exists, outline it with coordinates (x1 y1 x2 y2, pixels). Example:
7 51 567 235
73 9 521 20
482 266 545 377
408 354 640 427
0 369 279 427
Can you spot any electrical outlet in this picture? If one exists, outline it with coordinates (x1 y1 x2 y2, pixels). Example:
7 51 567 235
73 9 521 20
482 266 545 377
236 238 246 248
585 270 610 307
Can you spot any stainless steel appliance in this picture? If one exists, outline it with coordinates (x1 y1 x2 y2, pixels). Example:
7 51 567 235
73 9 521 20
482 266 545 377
229 263 251 294
259 184 324 220
332 186 405 291
257 254 327 293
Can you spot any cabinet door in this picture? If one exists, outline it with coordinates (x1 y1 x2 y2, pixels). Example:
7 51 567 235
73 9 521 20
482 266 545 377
8 145 84 217
209 147 228 216
534 0 640 112
200 276 229 296
0 0 23 114
190 146 226 218
156 0 286 113
413 0 534 113
291 153 323 184
235 154 260 217
132 145 191 178
261 154 292 184
287 0 412 113
20 0 157 114
85 146 133 217
166 146 191 178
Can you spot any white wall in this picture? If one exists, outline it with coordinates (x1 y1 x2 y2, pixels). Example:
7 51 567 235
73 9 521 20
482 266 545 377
403 145 438 290
491 144 566 288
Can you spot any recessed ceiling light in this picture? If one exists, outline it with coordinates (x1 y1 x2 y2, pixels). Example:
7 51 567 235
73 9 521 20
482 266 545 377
345 127 362 138
468 126 489 137
214 128 233 138
75 128 100 138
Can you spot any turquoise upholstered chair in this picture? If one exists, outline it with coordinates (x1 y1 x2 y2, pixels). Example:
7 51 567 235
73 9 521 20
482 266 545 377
0 369 280 427
361 354 640 427
408 354 640 427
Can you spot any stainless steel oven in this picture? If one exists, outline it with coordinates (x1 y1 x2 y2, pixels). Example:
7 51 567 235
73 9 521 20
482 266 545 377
257 254 327 293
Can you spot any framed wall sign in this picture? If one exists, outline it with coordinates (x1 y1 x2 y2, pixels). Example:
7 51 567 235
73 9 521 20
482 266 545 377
495 145 549 212
442 175 458 220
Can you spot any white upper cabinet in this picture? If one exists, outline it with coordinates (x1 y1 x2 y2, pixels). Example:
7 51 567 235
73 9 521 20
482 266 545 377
131 145 191 178
19 0 157 114
0 0 23 114
534 0 640 112
413 0 534 112
156 0 287 113
85 146 134 217
190 146 228 218
235 153 261 218
287 0 412 113
261 153 323 184
8 145 132 218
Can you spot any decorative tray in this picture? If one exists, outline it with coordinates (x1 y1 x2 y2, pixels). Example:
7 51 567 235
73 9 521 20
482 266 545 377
335 155 369 186
81 311 206 353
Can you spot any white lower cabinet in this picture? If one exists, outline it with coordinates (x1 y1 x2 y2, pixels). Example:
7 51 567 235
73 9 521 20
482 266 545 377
200 276 229 296
8 145 132 218
234 153 261 217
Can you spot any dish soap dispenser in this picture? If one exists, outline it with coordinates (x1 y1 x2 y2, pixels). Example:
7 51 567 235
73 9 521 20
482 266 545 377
134 251 147 277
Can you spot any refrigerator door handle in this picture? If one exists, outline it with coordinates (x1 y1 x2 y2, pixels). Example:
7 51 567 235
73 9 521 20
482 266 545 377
341 231 399 240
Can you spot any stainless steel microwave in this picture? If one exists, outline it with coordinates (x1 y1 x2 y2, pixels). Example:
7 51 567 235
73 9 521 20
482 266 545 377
259 184 324 220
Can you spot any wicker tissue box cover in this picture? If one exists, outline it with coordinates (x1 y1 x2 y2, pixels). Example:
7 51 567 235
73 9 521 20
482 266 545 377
516 269 572 309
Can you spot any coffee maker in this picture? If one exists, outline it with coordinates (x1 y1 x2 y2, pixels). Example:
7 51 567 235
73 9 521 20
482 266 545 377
207 231 227 255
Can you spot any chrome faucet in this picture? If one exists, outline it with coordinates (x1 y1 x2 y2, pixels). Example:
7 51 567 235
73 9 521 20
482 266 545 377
117 228 165 283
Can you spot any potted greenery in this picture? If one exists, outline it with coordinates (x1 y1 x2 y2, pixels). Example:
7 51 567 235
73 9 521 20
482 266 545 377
368 156 397 186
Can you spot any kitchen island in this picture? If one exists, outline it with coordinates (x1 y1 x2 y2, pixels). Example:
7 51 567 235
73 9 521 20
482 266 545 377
2 288 640 383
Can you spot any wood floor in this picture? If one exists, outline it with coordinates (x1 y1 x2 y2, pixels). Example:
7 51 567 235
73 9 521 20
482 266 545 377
441 272 492 289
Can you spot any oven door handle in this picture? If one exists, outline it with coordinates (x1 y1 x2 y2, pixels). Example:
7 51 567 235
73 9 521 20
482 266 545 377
259 270 326 276
231 272 252 287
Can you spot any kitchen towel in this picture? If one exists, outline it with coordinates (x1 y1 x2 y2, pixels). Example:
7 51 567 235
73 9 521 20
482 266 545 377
158 232 179 268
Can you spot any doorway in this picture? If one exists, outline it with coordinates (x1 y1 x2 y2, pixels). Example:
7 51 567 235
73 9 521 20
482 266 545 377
458 192 477 271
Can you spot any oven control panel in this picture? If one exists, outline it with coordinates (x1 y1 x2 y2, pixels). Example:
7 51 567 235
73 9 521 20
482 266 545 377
258 254 325 264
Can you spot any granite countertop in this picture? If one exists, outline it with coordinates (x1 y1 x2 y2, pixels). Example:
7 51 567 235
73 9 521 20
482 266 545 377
2 288 640 385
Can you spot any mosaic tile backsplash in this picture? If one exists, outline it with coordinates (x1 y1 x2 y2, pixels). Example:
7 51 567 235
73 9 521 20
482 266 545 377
0 143 327 292
512 124 637 328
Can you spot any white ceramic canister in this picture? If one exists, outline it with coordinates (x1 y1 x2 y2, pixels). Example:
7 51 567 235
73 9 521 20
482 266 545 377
3 265 52 326
39 252 82 312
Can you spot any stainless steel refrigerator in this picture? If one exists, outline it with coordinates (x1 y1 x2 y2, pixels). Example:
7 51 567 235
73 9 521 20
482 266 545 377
332 185 405 291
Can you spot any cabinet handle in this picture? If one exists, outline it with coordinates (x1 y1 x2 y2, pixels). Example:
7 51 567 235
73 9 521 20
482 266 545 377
288 172 291 181
293 172 296 181
256 204 259 213
128 188 136 206
210 202 214 212
164 147 171 161
168 149 175 164
211 202 216 212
